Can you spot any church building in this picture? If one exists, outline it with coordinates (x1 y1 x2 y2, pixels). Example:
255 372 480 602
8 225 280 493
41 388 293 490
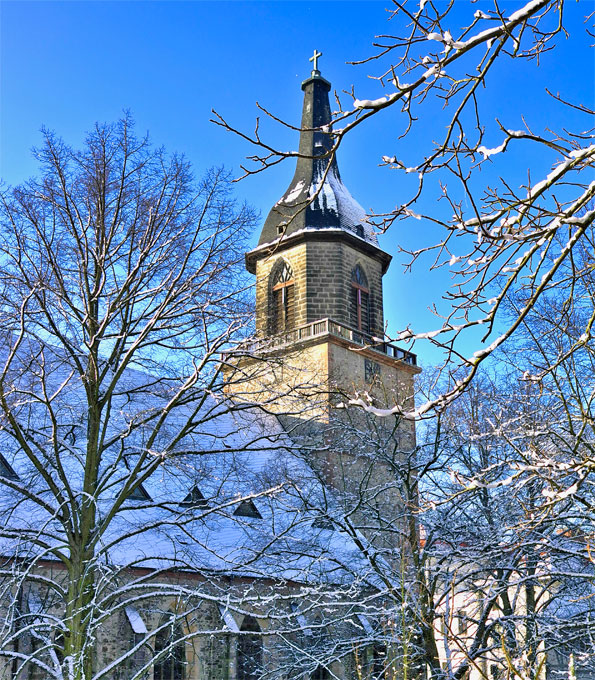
0 56 420 680
233 54 419 499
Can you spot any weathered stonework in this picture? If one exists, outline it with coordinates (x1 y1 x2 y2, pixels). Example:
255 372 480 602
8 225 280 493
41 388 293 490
252 232 389 338
1 567 361 680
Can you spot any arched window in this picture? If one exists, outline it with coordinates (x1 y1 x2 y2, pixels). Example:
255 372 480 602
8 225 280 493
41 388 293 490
237 615 262 680
270 261 295 334
312 665 331 680
122 606 148 679
154 617 186 680
350 265 370 334
373 642 387 678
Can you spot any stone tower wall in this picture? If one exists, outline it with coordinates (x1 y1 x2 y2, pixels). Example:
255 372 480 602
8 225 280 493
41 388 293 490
254 238 386 337
305 240 385 337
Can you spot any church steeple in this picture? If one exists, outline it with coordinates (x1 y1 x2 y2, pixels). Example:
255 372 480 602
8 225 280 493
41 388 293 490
256 55 379 249
229 58 419 537
246 57 394 340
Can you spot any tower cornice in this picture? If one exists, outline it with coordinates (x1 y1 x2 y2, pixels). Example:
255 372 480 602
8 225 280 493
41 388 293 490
245 227 392 275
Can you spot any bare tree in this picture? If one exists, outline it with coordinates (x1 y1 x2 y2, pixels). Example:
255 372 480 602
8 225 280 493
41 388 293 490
0 115 426 680
289 361 595 680
0 116 272 679
214 0 595 417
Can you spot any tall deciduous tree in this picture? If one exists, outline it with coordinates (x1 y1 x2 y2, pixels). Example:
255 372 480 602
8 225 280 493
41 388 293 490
0 116 263 679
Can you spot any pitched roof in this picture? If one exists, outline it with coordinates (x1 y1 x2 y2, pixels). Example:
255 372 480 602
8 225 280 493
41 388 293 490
0 384 376 586
0 333 387 588
254 70 380 250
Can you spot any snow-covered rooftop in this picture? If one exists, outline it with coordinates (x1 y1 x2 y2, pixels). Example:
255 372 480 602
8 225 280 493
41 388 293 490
0 344 376 586
256 71 380 250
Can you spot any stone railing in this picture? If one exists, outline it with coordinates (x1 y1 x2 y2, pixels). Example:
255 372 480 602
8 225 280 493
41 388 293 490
234 318 417 366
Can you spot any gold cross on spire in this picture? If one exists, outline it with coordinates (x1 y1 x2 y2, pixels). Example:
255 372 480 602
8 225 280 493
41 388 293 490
309 49 322 73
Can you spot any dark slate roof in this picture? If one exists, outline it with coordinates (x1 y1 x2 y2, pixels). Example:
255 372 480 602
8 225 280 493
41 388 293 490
257 70 378 248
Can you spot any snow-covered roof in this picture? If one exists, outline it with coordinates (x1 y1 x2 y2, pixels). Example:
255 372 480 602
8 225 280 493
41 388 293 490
256 71 380 250
0 340 376 586
268 164 377 245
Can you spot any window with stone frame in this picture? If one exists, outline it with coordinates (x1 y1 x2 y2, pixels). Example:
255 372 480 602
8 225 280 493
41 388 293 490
311 665 331 680
153 616 187 680
121 606 148 680
350 265 370 334
237 615 263 680
270 260 295 334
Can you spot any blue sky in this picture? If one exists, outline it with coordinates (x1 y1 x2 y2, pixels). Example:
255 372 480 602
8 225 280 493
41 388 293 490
1 1 593 367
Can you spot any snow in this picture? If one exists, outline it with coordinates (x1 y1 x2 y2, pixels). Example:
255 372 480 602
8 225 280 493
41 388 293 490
477 142 506 159
219 605 240 632
403 207 422 220
563 209 595 225
542 482 579 501
423 65 439 80
269 155 379 247
282 180 305 204
530 147 594 197
0 362 378 586
434 1 549 57
353 95 391 109
308 163 378 244
125 606 147 634
393 77 411 90
508 0 546 22
356 613 374 635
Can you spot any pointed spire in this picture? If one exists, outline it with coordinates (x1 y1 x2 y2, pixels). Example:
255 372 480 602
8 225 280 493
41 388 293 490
256 57 378 248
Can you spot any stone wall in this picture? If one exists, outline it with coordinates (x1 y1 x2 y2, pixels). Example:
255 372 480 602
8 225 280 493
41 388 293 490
254 237 386 337
0 569 361 680
305 239 385 337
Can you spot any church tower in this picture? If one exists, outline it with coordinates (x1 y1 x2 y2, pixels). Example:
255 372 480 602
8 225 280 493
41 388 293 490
248 58 389 340
231 56 420 496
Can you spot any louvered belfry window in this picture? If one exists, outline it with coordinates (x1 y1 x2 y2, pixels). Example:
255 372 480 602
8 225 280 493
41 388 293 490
270 260 295 334
350 265 370 334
